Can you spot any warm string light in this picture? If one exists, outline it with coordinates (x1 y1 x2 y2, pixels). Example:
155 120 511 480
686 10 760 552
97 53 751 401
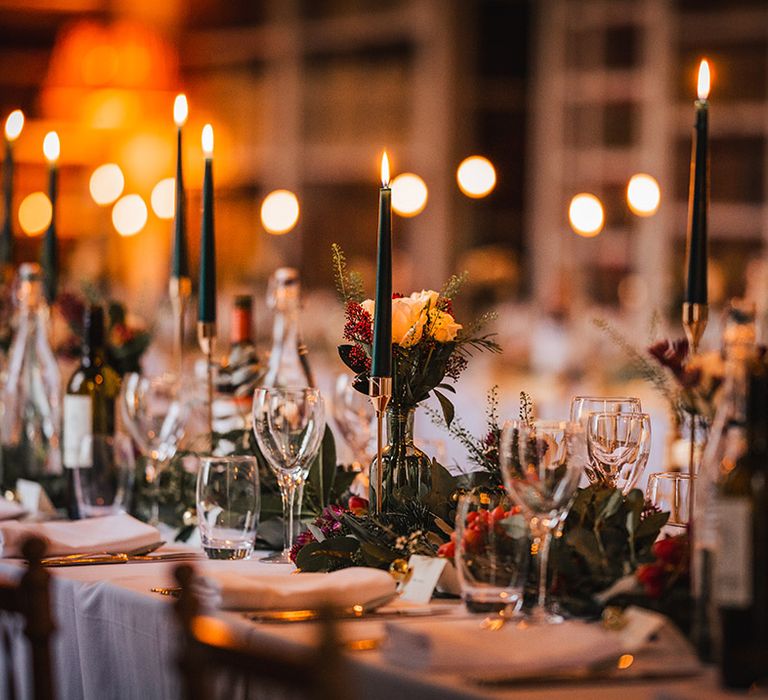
457 156 496 198
112 194 147 236
18 192 52 236
89 163 125 206
627 174 661 217
43 131 60 163
151 178 176 219
261 189 300 234
391 173 428 217
4 110 24 141
569 193 604 237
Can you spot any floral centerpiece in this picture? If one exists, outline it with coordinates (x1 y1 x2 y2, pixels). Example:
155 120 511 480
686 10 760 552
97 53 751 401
57 290 151 375
332 244 500 510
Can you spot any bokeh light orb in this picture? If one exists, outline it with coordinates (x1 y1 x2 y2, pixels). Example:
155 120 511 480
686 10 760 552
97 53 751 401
89 164 125 206
626 173 661 217
18 192 52 236
261 189 300 235
392 173 428 217
568 193 604 237
112 194 147 236
151 178 175 219
457 156 496 198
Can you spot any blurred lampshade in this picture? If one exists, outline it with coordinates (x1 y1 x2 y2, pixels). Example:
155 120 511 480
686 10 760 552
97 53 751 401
261 190 300 234
457 156 496 198
392 173 428 217
569 193 604 237
151 178 175 219
112 194 147 236
626 174 661 217
18 192 52 236
89 164 125 206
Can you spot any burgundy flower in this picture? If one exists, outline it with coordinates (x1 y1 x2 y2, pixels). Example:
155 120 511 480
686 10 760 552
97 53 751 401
343 301 373 344
289 529 315 563
346 344 371 373
648 338 689 374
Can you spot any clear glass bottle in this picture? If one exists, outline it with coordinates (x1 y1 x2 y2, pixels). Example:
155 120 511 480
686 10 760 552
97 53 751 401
0 263 63 505
262 268 316 542
692 299 757 660
214 295 263 430
263 268 314 388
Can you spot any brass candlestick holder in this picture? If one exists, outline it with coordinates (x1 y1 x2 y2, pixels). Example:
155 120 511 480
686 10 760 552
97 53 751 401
169 276 191 376
682 301 708 545
369 376 392 515
197 321 217 452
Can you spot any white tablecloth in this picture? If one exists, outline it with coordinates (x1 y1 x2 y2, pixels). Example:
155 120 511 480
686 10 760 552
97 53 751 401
0 551 733 700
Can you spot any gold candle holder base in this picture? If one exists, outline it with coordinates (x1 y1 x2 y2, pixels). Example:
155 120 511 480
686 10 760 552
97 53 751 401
682 302 708 355
169 276 191 377
197 321 217 452
368 376 392 516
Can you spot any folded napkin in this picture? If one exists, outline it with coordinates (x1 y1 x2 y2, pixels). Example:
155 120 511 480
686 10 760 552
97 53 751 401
383 606 665 678
196 563 397 611
0 514 161 558
0 498 25 522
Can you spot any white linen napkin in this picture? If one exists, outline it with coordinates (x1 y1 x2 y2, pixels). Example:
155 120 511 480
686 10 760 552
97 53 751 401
0 498 25 522
0 514 161 558
196 562 397 611
383 606 666 678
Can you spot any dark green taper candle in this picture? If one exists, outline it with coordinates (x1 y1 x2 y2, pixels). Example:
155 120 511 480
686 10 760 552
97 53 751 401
198 124 216 324
371 152 392 377
172 94 189 279
2 110 23 270
684 60 710 305
41 131 59 304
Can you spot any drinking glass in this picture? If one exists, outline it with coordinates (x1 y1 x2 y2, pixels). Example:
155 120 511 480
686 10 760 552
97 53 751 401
72 434 134 517
454 491 529 615
587 412 652 493
196 456 261 559
120 373 189 524
569 396 642 483
252 387 325 563
500 420 585 624
647 472 690 528
331 374 373 470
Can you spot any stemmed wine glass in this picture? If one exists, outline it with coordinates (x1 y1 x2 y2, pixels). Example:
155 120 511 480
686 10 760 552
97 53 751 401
120 373 189 524
331 374 373 470
569 396 642 483
252 387 325 564
500 419 585 624
587 412 651 494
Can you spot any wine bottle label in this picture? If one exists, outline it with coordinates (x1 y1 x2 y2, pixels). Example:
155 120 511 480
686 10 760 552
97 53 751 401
714 498 752 608
63 395 93 468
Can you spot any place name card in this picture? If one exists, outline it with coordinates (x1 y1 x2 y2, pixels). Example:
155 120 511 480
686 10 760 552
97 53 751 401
400 554 447 604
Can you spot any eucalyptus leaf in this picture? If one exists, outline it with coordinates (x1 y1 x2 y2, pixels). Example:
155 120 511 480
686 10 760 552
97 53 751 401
433 389 455 427
294 536 359 572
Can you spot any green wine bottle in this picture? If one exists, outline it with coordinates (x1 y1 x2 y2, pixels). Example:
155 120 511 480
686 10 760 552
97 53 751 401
716 361 768 688
62 305 121 516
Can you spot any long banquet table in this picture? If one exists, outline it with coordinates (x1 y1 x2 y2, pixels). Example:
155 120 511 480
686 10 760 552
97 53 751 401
0 550 740 700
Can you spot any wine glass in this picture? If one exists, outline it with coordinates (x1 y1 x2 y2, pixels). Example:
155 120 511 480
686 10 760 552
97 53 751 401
569 396 642 483
500 419 585 624
587 412 652 494
252 387 325 563
646 472 690 528
331 374 373 470
120 373 189 524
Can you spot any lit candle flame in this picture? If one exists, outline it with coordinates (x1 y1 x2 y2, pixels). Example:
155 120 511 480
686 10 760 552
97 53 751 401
202 124 214 157
381 151 390 187
173 94 188 127
4 110 24 141
43 131 60 163
697 59 710 101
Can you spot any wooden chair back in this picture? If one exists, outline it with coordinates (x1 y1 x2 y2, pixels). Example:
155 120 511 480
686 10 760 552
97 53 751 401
0 537 55 700
173 564 347 700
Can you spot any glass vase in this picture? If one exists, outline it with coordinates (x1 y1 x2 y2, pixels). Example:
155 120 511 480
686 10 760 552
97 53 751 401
369 405 432 512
